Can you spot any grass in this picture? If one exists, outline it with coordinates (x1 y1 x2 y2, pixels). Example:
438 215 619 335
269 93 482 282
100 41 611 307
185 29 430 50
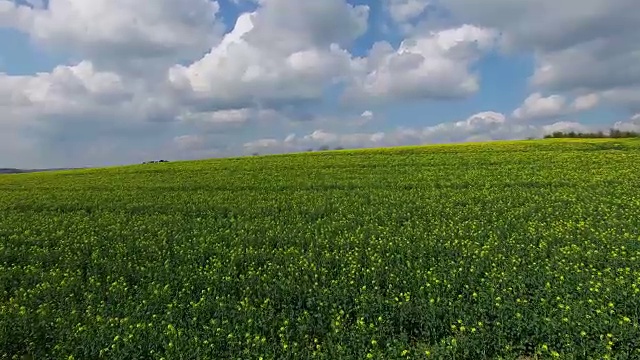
1 138 640 359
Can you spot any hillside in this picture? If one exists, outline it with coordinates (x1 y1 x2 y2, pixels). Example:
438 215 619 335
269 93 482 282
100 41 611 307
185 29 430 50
1 139 639 359
0 167 79 174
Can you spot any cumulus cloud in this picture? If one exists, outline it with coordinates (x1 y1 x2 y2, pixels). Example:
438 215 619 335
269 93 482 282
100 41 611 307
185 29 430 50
512 93 600 121
169 0 368 110
572 93 600 112
0 0 37 29
177 108 283 133
344 24 497 104
443 0 640 106
241 110 640 157
384 0 431 25
612 113 640 132
443 0 637 52
512 93 567 121
244 130 386 153
0 61 180 124
0 61 131 117
244 138 280 150
0 0 636 168
541 121 591 134
0 60 185 167
354 110 375 126
241 111 582 154
1 0 223 71
244 0 368 50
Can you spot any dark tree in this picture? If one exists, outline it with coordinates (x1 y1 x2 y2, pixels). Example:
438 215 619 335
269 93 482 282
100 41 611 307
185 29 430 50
544 130 639 139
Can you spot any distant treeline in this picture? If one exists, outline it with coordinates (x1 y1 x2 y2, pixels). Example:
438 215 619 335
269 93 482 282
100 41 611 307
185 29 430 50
544 129 640 139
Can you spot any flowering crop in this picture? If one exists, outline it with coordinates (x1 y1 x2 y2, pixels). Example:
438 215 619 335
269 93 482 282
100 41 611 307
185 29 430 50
1 139 639 359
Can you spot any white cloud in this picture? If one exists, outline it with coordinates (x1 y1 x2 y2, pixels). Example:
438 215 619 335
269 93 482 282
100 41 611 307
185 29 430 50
2 0 223 71
240 110 640 156
572 93 600 111
613 113 640 132
303 129 339 143
541 121 590 134
1 0 638 168
356 110 375 126
243 0 368 51
443 0 640 104
0 60 185 167
443 0 637 52
244 138 280 149
0 61 132 118
0 0 36 29
241 111 579 154
384 0 431 24
512 93 567 121
243 129 387 153
177 108 282 132
0 0 370 167
169 0 367 110
178 109 251 127
512 92 600 121
344 25 497 104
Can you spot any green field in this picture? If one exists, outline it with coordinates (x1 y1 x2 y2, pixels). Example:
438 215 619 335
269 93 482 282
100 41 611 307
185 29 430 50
1 139 640 359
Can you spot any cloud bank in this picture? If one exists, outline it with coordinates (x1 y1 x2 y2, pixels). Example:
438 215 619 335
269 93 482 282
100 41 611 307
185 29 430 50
0 0 638 167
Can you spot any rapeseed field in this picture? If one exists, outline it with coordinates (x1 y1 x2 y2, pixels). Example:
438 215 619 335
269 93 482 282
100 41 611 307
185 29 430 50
1 139 639 359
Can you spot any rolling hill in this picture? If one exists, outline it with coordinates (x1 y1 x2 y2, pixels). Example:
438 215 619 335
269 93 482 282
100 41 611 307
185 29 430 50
1 139 639 359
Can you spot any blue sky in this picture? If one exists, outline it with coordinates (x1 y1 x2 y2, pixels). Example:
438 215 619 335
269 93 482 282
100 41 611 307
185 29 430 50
0 0 639 168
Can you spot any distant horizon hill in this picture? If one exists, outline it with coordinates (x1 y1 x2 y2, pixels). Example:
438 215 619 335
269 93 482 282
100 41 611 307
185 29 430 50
0 168 81 174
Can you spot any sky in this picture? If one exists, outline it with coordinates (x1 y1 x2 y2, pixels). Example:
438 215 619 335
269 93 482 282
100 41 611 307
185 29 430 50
1 0 640 168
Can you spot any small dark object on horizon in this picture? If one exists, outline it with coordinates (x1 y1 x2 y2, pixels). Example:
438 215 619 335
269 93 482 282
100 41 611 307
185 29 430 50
142 160 170 164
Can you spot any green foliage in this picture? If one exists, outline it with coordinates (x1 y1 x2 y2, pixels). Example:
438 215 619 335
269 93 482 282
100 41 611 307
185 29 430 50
1 139 640 359
544 129 640 139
